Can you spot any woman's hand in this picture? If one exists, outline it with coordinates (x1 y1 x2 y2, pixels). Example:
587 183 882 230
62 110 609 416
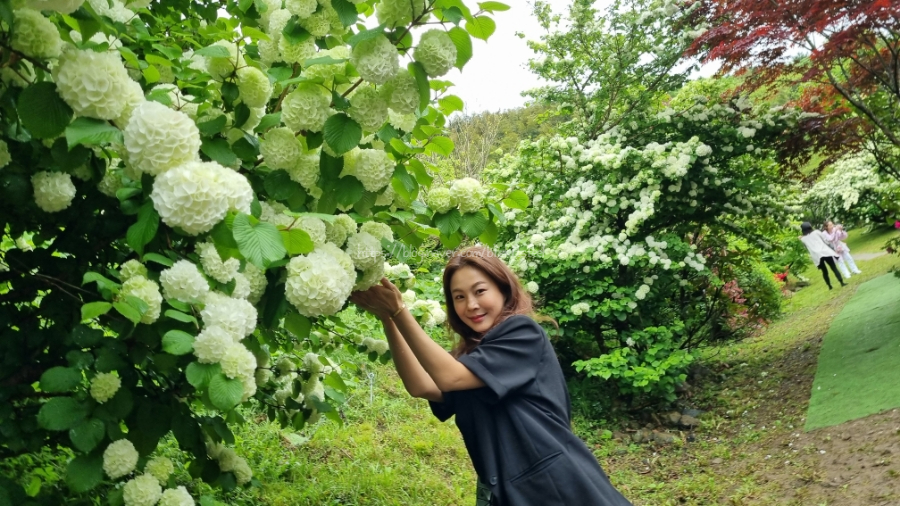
350 278 404 321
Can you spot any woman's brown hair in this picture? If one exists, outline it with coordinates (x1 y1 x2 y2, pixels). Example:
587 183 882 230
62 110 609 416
443 246 554 357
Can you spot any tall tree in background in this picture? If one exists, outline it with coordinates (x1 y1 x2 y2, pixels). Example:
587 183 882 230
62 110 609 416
688 0 900 176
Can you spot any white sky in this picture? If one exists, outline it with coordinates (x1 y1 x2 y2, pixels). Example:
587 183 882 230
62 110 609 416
443 0 719 113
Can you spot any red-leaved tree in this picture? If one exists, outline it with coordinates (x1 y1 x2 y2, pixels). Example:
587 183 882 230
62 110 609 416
687 0 900 178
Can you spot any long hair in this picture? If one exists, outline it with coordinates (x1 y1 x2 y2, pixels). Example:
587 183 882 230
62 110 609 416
443 246 551 357
800 222 813 236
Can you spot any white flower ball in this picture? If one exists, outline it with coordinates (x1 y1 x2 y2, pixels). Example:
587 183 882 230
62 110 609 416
302 46 349 82
260 127 302 171
325 214 357 247
231 272 251 300
345 231 383 270
278 37 317 65
413 30 456 77
285 246 355 317
242 263 268 304
32 171 76 213
0 140 10 168
425 187 455 213
282 84 331 132
205 40 244 79
150 161 231 235
120 275 162 324
360 221 393 242
192 326 234 363
114 80 147 128
236 66 273 108
144 457 174 485
12 9 61 59
298 7 341 37
350 35 399 85
376 0 427 26
215 167 253 214
119 259 147 281
354 261 385 291
383 73 419 114
125 101 201 176
201 291 258 340
219 451 253 485
298 216 327 245
25 0 85 13
87 0 134 22
122 474 162 506
258 39 280 65
90 372 121 403
198 241 239 283
160 260 209 303
158 486 194 506
54 48 134 120
348 148 393 192
387 109 417 132
103 439 139 479
450 178 485 214
349 86 388 132
285 0 316 17
375 183 394 206
98 170 124 197
259 201 293 228
220 342 257 380
526 281 539 294
286 151 320 190
265 8 292 40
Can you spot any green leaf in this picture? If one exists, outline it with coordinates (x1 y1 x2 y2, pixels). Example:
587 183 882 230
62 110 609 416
347 24 386 47
331 0 358 27
465 15 496 40
264 170 303 201
241 25 270 41
438 6 464 24
113 301 142 324
164 309 198 325
142 65 160 84
232 213 287 268
433 209 462 236
17 82 73 139
40 367 82 393
69 418 105 453
234 103 251 129
116 187 141 202
194 44 232 58
447 27 473 69
82 271 119 291
232 134 259 161
323 114 362 155
479 219 498 246
425 136 454 156
502 189 529 210
143 253 174 267
221 82 239 105
438 95 464 115
280 228 314 255
487 202 506 224
185 362 221 389
440 231 462 249
255 112 282 133
37 397 88 431
208 374 244 411
460 211 488 237
66 453 103 493
409 62 430 112
282 16 312 44
126 202 159 256
335 176 365 207
478 1 510 11
72 326 103 347
144 54 172 67
197 115 228 136
353 190 378 215
408 159 433 187
65 117 123 149
81 301 112 321
162 330 195 356
284 312 311 339
200 138 237 167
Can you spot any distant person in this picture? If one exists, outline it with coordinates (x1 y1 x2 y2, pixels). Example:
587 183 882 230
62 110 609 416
351 246 633 506
822 220 861 278
800 222 846 290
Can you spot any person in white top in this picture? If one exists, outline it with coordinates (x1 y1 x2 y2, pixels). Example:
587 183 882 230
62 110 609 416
822 220 861 279
799 222 846 290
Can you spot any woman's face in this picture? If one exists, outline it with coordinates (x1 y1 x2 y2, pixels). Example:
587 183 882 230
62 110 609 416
450 266 506 333
825 221 834 232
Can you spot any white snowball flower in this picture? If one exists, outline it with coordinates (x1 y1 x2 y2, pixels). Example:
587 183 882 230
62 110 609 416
0 140 10 168
150 161 231 235
219 342 257 380
25 0 85 13
119 259 147 281
205 40 244 80
286 151 320 190
281 84 331 132
114 80 147 128
11 9 61 59
376 0 427 26
90 372 121 404
125 101 201 176
192 326 234 363
325 214 357 247
231 272 251 300
387 109 417 132
260 127 302 170
236 66 273 108
285 245 356 317
144 457 174 484
297 216 327 245
526 281 539 294
278 37 316 65
345 231 383 270
215 167 253 214
450 178 485 214
383 72 419 114
354 261 385 291
347 148 393 192
120 275 162 324
122 474 162 506
242 263 268 304
425 187 455 213
32 171 76 213
349 86 389 132
218 450 253 485
350 35 399 85
200 291 258 340
197 241 240 284
413 30 456 77
103 439 139 479
158 486 194 506
360 221 393 242
159 260 210 303
53 48 134 120
285 0 316 17
87 0 134 22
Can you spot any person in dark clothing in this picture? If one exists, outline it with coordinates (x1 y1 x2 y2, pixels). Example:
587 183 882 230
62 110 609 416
350 246 632 506
799 221 846 290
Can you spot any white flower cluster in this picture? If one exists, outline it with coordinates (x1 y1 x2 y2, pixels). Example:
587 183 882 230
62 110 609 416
32 171 76 213
350 35 399 85
287 152 320 191
197 241 240 283
803 152 894 215
346 148 393 192
376 0 427 27
297 215 327 245
26 0 85 13
90 372 121 403
349 86 389 132
159 260 210 303
123 474 162 506
103 439 139 479
200 291 258 340
570 302 590 315
385 262 412 280
425 187 456 213
87 0 134 23
119 259 147 281
345 232 383 271
54 48 135 120
207 442 253 485
325 214 357 247
12 9 61 59
362 337 390 355
242 263 268 304
236 66 273 108
414 30 457 77
412 299 446 327
450 178 485 214
144 457 174 485
124 101 200 176
158 486 194 506
150 161 252 235
282 84 331 132
205 40 244 79
260 127 302 170
525 281 539 293
0 140 10 168
285 244 356 317
120 275 163 324
383 73 419 114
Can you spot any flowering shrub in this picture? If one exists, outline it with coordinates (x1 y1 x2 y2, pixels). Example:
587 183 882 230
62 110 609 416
0 0 510 501
802 152 900 226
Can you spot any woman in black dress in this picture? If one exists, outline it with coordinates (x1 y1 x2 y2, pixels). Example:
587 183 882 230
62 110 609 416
351 246 632 505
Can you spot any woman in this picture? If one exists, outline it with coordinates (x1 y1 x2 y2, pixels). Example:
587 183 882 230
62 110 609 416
822 220 861 279
350 246 632 506
799 222 846 290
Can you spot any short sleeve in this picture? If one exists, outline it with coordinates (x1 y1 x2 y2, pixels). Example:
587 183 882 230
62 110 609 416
428 393 456 422
457 315 546 404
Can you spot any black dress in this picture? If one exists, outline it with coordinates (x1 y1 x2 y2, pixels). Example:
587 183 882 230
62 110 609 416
429 315 632 506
